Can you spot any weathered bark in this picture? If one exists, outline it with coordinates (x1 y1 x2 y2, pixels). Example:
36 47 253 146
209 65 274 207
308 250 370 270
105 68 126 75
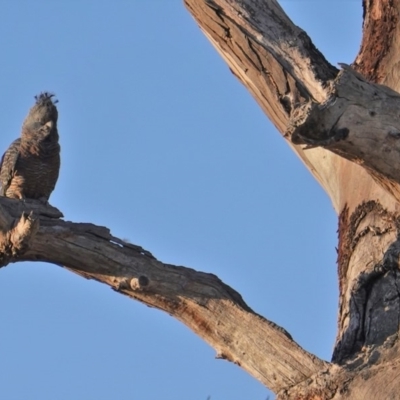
2 0 400 398
0 197 326 393
184 0 400 215
182 0 400 398
0 202 40 266
289 64 400 205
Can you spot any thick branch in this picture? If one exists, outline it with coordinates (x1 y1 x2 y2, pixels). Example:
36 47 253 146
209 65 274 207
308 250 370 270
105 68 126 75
185 0 336 128
184 0 395 214
0 197 328 392
354 0 400 91
288 65 400 204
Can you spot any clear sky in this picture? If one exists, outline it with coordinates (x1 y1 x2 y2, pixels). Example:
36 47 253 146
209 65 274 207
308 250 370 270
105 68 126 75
0 1 362 399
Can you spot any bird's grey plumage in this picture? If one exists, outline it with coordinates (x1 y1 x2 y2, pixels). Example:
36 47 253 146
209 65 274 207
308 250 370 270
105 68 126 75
0 92 60 201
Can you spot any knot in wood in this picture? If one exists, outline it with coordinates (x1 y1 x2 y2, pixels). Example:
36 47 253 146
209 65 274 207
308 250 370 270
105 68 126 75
130 275 149 290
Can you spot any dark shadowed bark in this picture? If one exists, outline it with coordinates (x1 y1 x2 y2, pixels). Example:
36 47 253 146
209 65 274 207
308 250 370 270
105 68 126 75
2 0 400 398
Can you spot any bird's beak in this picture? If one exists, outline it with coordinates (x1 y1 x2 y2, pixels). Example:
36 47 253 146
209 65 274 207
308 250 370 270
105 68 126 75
43 121 54 137
45 121 54 130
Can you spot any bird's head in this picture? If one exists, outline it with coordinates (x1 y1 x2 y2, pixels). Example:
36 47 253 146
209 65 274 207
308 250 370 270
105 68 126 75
22 92 59 131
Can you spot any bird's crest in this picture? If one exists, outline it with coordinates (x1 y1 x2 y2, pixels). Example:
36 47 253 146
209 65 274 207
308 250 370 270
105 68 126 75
34 92 59 105
23 91 59 128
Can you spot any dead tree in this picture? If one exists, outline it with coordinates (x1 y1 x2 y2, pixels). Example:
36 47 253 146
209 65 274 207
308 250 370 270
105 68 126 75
1 0 400 398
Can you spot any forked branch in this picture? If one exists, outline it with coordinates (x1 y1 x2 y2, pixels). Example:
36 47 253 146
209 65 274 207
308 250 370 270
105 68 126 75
288 64 400 204
184 0 400 213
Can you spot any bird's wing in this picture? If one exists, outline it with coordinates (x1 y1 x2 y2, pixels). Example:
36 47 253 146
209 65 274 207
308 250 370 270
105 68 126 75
0 138 21 196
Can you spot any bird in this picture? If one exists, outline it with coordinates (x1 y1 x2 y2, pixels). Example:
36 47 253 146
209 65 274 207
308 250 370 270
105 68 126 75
0 92 60 202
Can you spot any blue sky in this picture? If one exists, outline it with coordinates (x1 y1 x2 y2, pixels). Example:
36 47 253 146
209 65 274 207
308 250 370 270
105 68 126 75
0 2 362 399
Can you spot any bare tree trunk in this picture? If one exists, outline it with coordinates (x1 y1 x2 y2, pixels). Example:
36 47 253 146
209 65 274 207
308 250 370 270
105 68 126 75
2 0 400 398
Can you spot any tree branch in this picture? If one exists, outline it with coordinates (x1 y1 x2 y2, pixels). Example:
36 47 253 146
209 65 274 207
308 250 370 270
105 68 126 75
0 197 328 392
185 0 336 126
184 0 397 215
354 0 400 91
288 64 400 204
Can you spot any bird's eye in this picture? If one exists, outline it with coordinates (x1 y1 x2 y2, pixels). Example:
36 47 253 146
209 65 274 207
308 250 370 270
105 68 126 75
29 121 42 130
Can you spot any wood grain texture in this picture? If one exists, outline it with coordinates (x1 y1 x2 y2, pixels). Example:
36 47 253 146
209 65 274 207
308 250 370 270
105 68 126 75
183 0 400 398
354 0 400 90
184 0 395 215
0 197 327 393
289 65 400 204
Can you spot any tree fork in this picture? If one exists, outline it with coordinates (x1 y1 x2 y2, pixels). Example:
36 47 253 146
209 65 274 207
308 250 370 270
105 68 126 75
183 0 400 398
288 64 400 205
